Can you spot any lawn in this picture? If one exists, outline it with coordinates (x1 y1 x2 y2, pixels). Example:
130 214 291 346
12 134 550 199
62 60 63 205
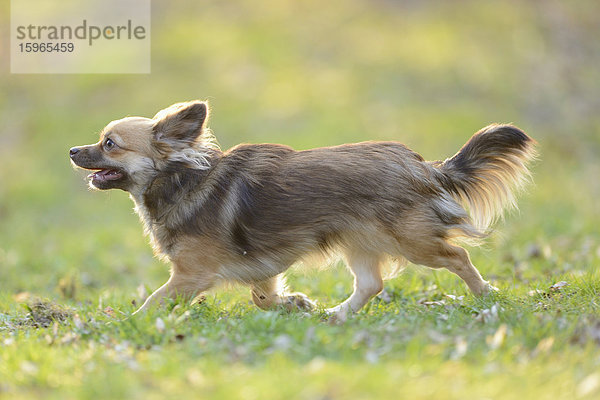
1 1 599 399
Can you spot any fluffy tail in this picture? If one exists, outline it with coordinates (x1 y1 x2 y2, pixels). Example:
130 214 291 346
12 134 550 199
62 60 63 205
436 124 537 232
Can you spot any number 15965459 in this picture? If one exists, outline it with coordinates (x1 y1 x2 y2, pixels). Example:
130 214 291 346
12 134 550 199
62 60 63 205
18 42 74 52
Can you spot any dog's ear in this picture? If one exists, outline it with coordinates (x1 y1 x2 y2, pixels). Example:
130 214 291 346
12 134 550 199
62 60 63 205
152 101 209 145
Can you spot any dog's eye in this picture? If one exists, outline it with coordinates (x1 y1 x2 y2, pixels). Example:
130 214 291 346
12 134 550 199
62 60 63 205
104 138 115 150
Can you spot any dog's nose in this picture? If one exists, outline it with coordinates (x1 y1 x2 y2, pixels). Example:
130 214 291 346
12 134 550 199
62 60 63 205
69 147 80 158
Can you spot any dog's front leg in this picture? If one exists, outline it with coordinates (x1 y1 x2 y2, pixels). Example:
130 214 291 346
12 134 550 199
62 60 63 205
326 250 383 323
133 268 216 315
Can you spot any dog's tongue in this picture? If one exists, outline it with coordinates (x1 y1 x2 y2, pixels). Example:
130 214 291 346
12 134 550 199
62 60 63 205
89 169 122 181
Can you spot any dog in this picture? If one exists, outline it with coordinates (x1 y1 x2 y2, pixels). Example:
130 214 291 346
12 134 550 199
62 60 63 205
70 100 536 320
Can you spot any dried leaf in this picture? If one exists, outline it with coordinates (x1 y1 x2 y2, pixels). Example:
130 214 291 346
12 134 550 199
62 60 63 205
103 306 115 317
528 289 545 297
419 300 446 307
550 281 569 291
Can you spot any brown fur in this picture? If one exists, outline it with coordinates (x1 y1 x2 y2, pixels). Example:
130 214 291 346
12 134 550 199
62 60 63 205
70 100 537 320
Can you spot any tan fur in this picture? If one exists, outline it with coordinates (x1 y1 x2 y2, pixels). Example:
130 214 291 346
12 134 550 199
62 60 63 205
70 100 537 321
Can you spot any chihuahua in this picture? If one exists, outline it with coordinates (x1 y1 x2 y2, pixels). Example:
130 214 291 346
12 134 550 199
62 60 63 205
70 101 536 320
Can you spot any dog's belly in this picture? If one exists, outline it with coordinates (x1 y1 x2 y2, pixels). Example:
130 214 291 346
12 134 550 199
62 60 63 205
215 257 290 284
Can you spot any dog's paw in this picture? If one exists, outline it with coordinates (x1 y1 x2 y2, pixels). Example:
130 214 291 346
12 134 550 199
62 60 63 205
282 292 316 312
323 305 351 324
477 282 499 296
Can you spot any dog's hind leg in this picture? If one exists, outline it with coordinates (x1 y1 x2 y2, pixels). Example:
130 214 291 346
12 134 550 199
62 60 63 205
326 250 383 322
251 274 316 312
401 238 496 296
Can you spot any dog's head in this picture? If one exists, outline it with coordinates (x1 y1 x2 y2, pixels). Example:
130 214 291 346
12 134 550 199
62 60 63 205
70 100 217 193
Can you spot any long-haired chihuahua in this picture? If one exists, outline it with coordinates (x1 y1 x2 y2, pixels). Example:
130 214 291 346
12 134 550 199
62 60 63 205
70 101 536 321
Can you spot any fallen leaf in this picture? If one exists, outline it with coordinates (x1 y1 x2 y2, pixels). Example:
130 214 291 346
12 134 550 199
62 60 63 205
103 306 115 317
550 281 569 291
419 300 446 307
528 289 545 297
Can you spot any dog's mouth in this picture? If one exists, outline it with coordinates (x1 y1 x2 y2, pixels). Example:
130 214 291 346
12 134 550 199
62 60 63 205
88 168 124 182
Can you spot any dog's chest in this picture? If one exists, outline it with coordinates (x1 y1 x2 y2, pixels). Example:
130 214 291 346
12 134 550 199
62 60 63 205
130 194 175 257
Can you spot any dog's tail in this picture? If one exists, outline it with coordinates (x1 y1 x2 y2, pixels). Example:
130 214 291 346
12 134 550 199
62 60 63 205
435 124 537 232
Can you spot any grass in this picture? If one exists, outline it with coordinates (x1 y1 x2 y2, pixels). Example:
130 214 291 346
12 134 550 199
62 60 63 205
1 269 599 399
1 0 600 398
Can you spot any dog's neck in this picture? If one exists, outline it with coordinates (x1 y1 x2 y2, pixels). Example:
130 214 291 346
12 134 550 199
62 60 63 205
130 152 223 256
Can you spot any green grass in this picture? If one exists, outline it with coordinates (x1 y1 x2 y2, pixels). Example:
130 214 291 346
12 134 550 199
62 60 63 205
1 0 600 399
1 269 600 399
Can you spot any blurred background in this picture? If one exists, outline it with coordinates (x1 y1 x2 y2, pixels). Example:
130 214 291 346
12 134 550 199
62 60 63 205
1 0 598 301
